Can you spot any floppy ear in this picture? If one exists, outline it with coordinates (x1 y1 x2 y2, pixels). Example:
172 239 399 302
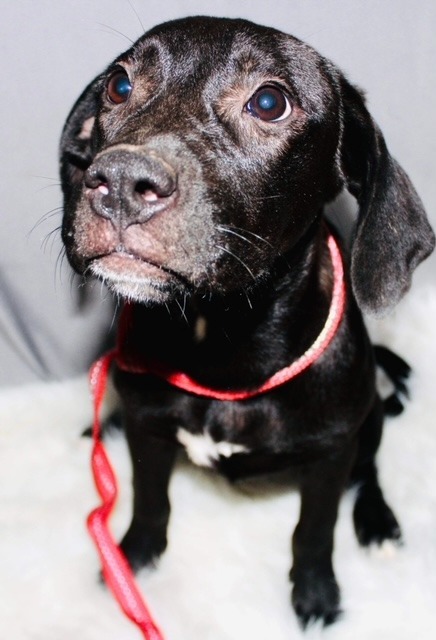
59 75 103 200
339 77 434 315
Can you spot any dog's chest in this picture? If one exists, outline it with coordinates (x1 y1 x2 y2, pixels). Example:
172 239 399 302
174 317 250 467
146 315 307 468
176 428 249 467
173 389 286 469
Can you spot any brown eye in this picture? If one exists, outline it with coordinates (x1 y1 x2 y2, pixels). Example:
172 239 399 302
246 85 292 122
106 71 132 104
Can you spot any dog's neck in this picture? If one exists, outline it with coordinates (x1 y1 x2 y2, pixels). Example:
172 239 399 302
116 224 338 390
188 228 330 347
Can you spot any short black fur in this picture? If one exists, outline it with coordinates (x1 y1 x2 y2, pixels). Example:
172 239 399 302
60 16 434 629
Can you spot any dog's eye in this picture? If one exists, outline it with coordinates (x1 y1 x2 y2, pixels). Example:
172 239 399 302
106 71 133 104
245 86 292 122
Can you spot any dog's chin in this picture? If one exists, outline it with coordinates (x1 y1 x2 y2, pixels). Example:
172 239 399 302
89 254 184 305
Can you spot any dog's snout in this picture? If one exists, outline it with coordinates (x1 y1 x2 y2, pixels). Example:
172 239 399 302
85 148 177 225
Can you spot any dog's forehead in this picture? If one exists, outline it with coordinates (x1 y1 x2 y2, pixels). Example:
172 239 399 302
118 16 335 112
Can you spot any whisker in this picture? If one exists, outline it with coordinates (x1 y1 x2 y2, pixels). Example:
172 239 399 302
68 267 77 297
128 0 145 33
53 246 67 291
31 174 62 195
35 183 62 194
218 224 274 249
28 208 63 238
215 244 256 282
31 174 59 183
175 297 188 323
41 225 62 253
252 194 284 201
109 298 121 333
243 289 253 310
216 225 257 248
101 281 116 306
96 22 135 44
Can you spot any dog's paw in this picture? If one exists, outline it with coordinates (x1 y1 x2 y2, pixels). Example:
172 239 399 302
353 492 402 548
290 569 342 629
119 522 167 572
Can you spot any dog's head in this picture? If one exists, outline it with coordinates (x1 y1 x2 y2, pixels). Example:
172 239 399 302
60 16 434 314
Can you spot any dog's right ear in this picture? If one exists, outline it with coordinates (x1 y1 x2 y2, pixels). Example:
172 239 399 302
59 75 103 199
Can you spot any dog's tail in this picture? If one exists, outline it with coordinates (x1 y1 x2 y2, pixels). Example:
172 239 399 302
374 345 411 417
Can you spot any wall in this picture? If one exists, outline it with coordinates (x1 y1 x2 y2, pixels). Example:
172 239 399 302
1 0 434 385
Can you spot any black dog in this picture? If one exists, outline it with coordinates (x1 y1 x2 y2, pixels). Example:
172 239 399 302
60 16 434 628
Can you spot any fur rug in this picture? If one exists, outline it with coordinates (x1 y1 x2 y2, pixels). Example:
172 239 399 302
1 285 436 640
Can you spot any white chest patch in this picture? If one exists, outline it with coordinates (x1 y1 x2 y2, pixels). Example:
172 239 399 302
176 428 249 468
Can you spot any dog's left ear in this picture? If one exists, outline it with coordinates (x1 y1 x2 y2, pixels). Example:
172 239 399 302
338 77 434 315
59 75 103 200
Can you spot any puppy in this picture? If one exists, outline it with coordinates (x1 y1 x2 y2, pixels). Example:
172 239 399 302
60 16 434 628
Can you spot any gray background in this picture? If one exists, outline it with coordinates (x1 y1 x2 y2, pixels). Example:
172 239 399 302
1 0 435 387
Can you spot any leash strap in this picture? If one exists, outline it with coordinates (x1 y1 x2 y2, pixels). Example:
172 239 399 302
88 353 165 640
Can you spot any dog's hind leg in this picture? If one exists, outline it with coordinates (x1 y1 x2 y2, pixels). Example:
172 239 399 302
374 345 411 417
350 396 402 547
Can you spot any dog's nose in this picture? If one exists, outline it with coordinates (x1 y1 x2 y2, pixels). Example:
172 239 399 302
85 148 177 225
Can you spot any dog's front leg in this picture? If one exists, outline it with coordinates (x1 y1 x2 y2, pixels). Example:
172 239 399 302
290 441 357 628
119 407 178 572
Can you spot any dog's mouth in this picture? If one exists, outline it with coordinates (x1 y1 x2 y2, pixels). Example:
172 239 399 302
88 249 189 303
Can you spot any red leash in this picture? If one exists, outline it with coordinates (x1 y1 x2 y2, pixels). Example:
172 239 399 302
87 232 346 638
88 353 165 640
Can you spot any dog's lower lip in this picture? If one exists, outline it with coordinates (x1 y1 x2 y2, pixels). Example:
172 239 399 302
93 249 165 273
90 249 189 287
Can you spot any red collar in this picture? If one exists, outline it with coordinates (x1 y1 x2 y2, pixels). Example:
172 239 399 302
115 232 346 400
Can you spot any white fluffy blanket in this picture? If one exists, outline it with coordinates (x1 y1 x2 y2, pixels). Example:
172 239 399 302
1 286 436 640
